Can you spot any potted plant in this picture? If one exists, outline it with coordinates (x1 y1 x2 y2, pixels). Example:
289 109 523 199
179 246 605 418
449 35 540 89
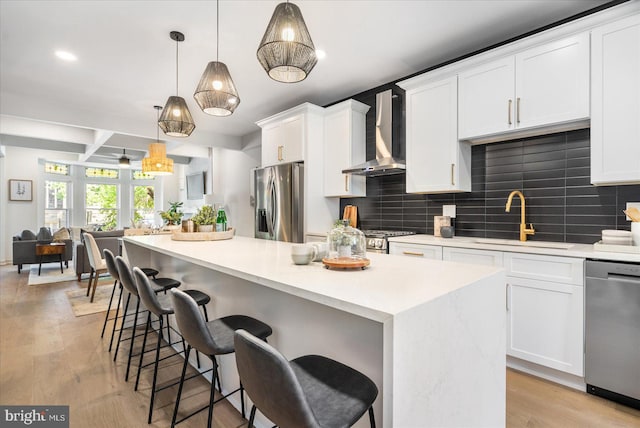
191 204 216 232
159 201 184 229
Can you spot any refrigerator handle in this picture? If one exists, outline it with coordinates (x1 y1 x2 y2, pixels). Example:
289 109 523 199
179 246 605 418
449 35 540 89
267 173 276 237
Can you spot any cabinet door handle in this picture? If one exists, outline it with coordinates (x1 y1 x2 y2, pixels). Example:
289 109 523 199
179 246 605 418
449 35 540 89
344 175 349 192
516 98 521 124
451 163 455 186
403 251 424 257
277 145 284 161
508 99 512 125
506 283 510 311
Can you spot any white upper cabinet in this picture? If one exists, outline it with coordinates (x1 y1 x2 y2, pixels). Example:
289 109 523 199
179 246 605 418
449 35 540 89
459 32 590 141
458 57 515 139
323 99 370 197
257 103 324 167
400 75 471 193
591 14 640 185
259 114 304 167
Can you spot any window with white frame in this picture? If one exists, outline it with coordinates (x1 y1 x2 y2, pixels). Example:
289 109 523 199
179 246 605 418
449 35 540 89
44 180 70 229
85 183 118 231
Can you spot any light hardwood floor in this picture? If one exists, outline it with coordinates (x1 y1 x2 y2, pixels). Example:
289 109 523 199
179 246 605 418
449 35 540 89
1 264 639 428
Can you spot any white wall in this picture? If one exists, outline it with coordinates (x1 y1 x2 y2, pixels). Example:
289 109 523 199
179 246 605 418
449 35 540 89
0 146 43 263
212 144 261 237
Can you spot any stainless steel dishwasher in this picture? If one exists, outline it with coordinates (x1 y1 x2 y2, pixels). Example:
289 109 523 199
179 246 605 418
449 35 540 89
585 259 640 410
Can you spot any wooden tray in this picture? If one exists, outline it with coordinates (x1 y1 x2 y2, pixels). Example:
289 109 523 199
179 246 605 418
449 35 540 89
322 257 370 270
171 228 234 241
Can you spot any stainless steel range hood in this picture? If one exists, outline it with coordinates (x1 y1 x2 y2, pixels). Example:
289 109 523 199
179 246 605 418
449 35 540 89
342 89 405 177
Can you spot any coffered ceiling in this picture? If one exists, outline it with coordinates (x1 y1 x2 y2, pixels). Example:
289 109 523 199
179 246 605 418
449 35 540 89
0 0 613 165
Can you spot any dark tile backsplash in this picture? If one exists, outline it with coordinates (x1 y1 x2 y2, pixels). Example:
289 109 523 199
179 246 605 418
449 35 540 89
340 129 640 244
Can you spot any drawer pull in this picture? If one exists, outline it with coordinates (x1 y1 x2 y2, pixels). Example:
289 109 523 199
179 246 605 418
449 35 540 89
451 163 455 186
403 251 424 257
506 283 510 311
277 145 284 161
508 99 512 125
345 175 349 192
516 98 521 124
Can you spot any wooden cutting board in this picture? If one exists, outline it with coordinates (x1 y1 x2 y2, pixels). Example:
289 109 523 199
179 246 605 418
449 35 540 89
343 205 358 228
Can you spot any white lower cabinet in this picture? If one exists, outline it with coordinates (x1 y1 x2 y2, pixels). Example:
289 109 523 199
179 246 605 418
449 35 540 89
505 253 584 376
388 242 442 260
389 240 586 377
442 247 503 267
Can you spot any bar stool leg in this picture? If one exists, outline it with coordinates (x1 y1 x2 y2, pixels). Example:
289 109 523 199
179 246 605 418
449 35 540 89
248 405 256 428
207 357 217 428
125 298 141 381
114 293 131 360
108 286 123 352
147 316 165 424
135 312 152 391
369 407 376 428
171 346 192 428
101 279 118 338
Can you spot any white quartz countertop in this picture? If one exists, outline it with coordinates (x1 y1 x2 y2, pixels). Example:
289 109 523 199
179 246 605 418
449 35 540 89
124 234 503 322
388 234 640 263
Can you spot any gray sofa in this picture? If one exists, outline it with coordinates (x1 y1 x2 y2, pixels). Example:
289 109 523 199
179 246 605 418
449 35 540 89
75 230 124 280
12 228 73 273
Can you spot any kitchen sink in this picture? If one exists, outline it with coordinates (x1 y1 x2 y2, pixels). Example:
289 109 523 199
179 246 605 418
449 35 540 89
471 238 575 250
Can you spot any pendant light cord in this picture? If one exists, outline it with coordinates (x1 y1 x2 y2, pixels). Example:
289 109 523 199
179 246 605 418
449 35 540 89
216 0 219 62
156 107 160 142
175 37 179 95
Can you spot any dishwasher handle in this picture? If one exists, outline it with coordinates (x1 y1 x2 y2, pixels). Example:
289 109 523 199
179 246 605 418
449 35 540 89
608 273 640 283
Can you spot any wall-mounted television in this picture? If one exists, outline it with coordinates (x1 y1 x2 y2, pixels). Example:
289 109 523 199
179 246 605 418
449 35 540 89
186 172 205 200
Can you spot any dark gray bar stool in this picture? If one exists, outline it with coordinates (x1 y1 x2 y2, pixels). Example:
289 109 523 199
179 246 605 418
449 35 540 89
102 249 159 351
234 329 378 428
113 255 180 381
133 266 212 424
169 288 273 428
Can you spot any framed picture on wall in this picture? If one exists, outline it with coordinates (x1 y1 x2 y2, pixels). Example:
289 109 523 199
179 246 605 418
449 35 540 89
9 179 33 201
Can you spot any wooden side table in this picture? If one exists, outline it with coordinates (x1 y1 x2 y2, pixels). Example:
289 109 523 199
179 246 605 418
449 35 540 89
35 243 66 275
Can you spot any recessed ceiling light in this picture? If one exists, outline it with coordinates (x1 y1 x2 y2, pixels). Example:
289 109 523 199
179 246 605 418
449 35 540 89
55 51 77 62
315 49 326 60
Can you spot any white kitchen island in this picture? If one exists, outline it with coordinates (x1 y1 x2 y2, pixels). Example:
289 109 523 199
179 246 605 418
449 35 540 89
124 234 506 428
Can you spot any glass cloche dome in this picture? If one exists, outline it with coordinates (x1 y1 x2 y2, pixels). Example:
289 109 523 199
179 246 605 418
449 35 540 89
327 220 366 259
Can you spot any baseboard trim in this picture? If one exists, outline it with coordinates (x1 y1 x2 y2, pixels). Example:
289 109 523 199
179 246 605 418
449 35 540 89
508 356 586 391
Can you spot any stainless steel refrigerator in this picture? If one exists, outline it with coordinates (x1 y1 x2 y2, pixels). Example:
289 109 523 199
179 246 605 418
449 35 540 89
254 162 304 243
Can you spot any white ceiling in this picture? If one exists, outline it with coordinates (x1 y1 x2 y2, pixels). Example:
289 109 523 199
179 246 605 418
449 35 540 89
0 0 612 165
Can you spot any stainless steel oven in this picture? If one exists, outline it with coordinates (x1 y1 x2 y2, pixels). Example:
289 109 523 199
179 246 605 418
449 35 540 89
362 230 415 254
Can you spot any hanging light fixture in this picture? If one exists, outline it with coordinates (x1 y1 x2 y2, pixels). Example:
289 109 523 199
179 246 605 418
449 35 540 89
118 149 131 168
158 31 196 137
257 1 318 83
193 0 240 116
143 106 174 175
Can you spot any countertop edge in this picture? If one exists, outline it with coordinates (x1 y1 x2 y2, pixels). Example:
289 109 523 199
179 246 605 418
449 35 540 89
388 235 640 263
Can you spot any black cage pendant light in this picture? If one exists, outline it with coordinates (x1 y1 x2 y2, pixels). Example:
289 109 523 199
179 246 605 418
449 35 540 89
118 149 131 168
193 0 240 116
158 31 196 137
257 1 317 83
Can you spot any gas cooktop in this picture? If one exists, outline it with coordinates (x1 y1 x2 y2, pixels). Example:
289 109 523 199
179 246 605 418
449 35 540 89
361 230 415 252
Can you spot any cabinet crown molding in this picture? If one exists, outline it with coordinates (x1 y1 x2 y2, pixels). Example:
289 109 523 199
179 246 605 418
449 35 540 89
397 1 640 89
